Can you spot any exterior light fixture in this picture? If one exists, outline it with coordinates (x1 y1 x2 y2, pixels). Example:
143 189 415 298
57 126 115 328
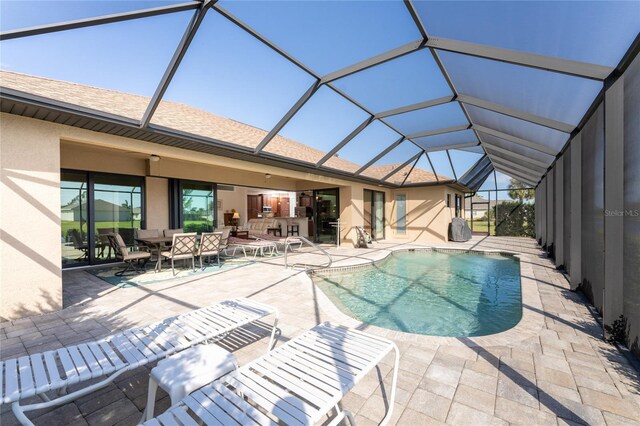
265 173 272 179
149 155 161 162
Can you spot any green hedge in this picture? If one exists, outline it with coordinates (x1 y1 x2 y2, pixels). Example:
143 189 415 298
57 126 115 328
494 202 535 237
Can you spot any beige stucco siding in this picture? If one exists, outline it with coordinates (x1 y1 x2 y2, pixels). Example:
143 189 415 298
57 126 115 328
1 114 62 319
145 177 169 231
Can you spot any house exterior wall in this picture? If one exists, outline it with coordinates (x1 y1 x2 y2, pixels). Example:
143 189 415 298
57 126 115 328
0 113 457 319
389 186 462 242
1 114 62 320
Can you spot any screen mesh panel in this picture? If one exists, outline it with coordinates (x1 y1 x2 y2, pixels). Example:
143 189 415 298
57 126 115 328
439 51 603 125
414 1 639 66
623 53 640 354
563 147 572 273
162 12 315 137
581 103 605 311
266 86 369 164
331 50 452 113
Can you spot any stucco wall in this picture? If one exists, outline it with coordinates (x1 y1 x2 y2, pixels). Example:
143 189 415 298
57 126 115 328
389 186 457 242
1 114 62 320
145 177 169 231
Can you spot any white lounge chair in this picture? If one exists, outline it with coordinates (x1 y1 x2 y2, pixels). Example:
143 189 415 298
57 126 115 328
1 298 279 426
142 322 400 426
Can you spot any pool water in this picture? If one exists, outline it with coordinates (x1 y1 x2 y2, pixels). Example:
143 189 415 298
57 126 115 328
314 251 522 337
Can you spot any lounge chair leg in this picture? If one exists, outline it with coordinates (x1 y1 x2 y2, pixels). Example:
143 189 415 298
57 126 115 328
141 377 159 422
171 259 176 276
217 253 221 268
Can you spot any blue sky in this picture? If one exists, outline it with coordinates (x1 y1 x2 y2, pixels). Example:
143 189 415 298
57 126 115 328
2 0 638 181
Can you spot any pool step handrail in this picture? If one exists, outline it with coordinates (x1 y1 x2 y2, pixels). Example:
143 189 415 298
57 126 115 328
284 236 332 270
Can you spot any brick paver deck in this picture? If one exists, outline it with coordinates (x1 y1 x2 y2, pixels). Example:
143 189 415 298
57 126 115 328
1 237 639 425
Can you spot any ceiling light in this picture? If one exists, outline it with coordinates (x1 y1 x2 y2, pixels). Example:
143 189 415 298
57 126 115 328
265 173 272 179
149 154 161 162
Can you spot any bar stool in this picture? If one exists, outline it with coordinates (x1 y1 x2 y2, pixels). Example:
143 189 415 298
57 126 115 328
286 219 300 236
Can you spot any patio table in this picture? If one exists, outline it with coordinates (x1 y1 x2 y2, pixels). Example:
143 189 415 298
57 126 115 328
135 236 173 272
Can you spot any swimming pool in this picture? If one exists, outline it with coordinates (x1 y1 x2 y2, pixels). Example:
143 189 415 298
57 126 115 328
313 250 522 337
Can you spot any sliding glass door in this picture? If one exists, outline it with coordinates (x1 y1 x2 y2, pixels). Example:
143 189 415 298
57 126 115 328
93 175 143 262
314 188 339 244
60 170 144 267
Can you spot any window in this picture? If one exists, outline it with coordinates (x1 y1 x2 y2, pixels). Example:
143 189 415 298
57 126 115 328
364 190 385 240
396 193 407 235
446 193 451 208
455 194 462 218
181 182 215 233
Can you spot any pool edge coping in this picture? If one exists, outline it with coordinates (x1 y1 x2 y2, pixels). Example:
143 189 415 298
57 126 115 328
299 245 545 348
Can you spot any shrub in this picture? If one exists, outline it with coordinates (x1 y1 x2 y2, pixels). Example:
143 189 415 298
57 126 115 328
494 202 535 237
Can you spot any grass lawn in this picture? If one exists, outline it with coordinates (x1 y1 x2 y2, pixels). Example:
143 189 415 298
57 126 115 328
467 220 496 235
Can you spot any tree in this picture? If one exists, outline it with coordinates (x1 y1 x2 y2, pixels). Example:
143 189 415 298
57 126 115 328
507 178 535 202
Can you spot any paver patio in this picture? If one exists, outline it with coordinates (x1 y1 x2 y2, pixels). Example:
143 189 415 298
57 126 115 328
1 236 639 425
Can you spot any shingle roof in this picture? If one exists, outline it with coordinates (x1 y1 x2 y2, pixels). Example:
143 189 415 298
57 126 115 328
0 71 448 181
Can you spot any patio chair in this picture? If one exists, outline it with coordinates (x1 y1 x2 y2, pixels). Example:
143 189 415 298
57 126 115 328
160 232 197 276
2 299 279 426
254 232 303 253
198 232 222 269
135 229 161 252
355 226 372 248
69 229 88 260
96 228 114 259
106 233 151 276
142 322 400 426
217 226 232 255
163 228 183 238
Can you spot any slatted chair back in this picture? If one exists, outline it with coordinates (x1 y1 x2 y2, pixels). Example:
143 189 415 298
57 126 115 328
199 232 222 256
170 233 197 257
219 227 231 248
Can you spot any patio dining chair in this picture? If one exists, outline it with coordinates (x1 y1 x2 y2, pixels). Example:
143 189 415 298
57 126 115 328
135 229 161 252
96 228 114 259
160 232 197 276
198 232 223 269
106 233 151 276
69 229 89 260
